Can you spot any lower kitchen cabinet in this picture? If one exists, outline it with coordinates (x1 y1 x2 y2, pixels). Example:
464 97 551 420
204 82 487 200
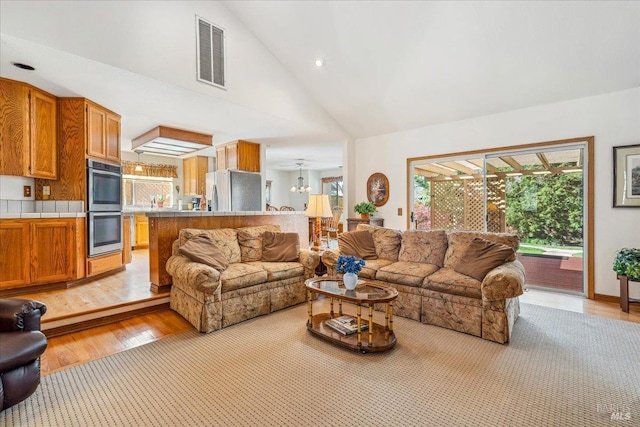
0 222 31 288
0 218 83 290
135 214 149 248
122 214 132 264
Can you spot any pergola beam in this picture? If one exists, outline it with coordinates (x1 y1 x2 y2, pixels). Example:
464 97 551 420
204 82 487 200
536 153 551 169
499 156 523 171
467 159 498 173
415 164 457 176
439 161 479 176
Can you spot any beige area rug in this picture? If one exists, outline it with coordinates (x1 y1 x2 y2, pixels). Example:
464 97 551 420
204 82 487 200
1 302 639 427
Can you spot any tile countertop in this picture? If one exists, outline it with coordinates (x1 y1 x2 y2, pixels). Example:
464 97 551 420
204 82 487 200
0 212 87 219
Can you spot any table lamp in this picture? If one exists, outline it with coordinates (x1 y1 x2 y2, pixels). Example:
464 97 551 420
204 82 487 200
305 194 333 251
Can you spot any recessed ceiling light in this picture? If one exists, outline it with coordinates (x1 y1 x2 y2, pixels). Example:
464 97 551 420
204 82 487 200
12 62 35 71
314 57 326 68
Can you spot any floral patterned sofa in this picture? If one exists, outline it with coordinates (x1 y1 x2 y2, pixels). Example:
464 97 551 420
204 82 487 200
166 225 319 333
322 225 525 344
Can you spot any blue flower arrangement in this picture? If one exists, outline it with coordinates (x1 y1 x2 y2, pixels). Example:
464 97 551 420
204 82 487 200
336 255 365 274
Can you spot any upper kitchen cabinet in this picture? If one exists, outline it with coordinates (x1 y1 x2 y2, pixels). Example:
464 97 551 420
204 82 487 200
0 78 57 179
183 156 209 196
215 140 260 172
35 98 121 201
86 102 121 163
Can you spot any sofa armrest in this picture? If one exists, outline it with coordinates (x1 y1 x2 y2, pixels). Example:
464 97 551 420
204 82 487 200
166 255 222 294
171 239 180 256
321 248 341 267
0 299 47 332
321 249 341 275
299 250 320 277
482 260 526 301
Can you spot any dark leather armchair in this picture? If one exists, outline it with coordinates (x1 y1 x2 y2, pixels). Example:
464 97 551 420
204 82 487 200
0 298 48 411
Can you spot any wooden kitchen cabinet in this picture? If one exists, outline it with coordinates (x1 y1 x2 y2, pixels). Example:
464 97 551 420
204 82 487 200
87 102 121 163
135 214 149 248
0 222 31 288
122 215 132 264
183 156 209 196
105 113 121 162
215 140 260 172
0 78 58 179
30 220 75 284
0 218 81 290
35 97 121 201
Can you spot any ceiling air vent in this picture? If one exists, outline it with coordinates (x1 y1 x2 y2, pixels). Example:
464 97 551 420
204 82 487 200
196 16 226 89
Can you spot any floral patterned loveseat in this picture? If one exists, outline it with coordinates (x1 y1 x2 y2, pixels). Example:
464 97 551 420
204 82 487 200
166 225 319 333
322 225 525 344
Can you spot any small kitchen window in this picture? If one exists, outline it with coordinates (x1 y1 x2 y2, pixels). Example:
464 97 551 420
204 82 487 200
123 175 174 208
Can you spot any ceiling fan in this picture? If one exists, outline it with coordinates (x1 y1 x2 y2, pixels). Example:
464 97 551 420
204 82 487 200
278 159 308 168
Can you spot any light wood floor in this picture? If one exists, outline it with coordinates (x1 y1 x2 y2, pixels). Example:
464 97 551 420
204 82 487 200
18 250 156 322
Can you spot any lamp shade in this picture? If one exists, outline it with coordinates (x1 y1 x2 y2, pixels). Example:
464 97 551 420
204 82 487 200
305 194 333 218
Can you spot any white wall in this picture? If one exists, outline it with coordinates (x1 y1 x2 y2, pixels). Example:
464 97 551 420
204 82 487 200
352 88 640 298
0 176 35 200
265 169 290 208
0 1 346 139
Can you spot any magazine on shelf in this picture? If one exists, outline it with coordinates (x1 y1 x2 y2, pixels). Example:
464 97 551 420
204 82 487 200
325 315 369 335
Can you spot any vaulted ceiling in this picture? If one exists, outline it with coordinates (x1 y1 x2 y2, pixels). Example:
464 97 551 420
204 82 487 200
1 1 638 171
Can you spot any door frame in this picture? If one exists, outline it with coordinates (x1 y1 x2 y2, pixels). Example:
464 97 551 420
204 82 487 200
406 136 594 298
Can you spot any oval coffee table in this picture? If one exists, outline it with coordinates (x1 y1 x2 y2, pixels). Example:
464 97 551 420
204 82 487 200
305 277 398 353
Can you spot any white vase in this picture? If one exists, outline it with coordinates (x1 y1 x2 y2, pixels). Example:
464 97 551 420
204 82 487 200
343 272 358 290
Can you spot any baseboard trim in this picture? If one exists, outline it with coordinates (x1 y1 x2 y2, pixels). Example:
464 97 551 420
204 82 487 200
594 293 619 303
0 281 68 297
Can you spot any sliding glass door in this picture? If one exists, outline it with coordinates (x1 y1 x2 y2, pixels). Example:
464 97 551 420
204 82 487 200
409 139 589 295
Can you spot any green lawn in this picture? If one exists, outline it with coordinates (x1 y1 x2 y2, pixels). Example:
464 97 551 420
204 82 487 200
517 247 545 255
518 243 583 257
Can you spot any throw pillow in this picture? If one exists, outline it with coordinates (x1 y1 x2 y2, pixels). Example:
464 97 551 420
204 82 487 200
261 231 300 262
451 237 516 281
179 234 229 271
338 230 377 260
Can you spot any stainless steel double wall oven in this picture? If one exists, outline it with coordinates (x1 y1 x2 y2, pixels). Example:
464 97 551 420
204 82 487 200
87 159 123 257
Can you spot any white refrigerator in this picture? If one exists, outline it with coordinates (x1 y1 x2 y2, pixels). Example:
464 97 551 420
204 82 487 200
206 170 262 211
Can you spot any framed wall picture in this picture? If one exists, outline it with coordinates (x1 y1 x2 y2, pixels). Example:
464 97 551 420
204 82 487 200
367 173 389 206
613 144 640 207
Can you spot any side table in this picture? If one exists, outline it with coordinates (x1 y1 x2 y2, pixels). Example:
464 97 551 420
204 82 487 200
619 275 639 313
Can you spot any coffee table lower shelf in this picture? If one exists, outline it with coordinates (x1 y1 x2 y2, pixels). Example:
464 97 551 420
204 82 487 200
307 313 397 353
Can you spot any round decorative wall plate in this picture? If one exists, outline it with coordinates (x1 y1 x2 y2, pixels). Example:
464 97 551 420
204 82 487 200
367 173 389 206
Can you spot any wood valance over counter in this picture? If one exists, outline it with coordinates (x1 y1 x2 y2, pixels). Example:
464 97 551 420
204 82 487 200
146 212 310 293
121 161 178 178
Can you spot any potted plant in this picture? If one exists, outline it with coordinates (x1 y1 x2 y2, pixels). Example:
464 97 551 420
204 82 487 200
613 248 640 281
354 201 377 219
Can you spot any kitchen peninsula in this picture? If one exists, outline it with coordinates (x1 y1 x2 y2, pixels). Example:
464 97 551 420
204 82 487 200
146 211 309 293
